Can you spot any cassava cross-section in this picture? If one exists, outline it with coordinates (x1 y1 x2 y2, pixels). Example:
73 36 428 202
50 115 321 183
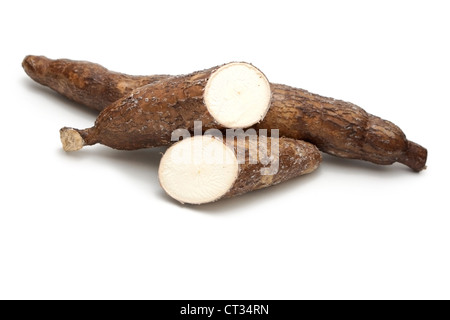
158 135 321 204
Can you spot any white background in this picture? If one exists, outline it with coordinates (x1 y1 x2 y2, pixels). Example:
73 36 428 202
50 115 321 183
0 0 449 299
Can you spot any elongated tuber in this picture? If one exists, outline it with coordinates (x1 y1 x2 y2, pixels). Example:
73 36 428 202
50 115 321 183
158 135 321 204
255 84 427 171
60 71 426 171
22 56 426 171
60 62 271 151
22 55 169 111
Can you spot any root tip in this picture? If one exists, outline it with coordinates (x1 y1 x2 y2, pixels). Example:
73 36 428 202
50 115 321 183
22 55 49 79
22 55 38 74
60 127 84 152
399 141 428 172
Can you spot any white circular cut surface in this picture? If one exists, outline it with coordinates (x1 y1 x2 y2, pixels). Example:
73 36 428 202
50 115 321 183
204 62 271 128
159 136 239 204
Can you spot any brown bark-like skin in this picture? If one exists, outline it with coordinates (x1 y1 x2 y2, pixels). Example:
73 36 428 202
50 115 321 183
254 84 427 171
223 138 321 199
22 55 168 111
67 79 426 171
30 56 425 170
66 65 221 150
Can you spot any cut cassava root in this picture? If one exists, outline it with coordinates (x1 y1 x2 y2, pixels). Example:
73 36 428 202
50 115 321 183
22 56 427 171
158 136 321 204
60 62 271 151
204 63 271 128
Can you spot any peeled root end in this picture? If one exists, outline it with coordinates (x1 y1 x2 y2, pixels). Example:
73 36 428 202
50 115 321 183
60 127 85 152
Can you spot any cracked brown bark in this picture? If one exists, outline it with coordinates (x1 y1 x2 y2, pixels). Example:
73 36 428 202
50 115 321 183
23 56 426 171
223 138 321 199
22 55 168 111
255 84 427 171
63 65 222 150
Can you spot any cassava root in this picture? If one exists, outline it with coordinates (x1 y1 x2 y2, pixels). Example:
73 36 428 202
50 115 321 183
22 55 169 111
22 56 427 171
255 84 427 171
60 62 271 151
158 135 321 204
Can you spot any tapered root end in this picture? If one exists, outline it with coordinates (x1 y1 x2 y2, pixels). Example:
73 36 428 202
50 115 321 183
22 55 49 79
60 127 85 152
159 136 239 205
22 55 37 74
399 141 428 172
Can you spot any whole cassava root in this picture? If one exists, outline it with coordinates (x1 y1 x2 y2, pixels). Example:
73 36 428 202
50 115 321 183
255 84 427 172
22 55 169 112
22 56 427 171
158 135 321 204
60 62 272 151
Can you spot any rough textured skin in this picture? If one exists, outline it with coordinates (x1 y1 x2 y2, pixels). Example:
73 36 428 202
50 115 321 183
68 65 221 150
223 138 321 199
22 55 168 111
25 56 426 170
254 84 427 171
67 79 426 171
